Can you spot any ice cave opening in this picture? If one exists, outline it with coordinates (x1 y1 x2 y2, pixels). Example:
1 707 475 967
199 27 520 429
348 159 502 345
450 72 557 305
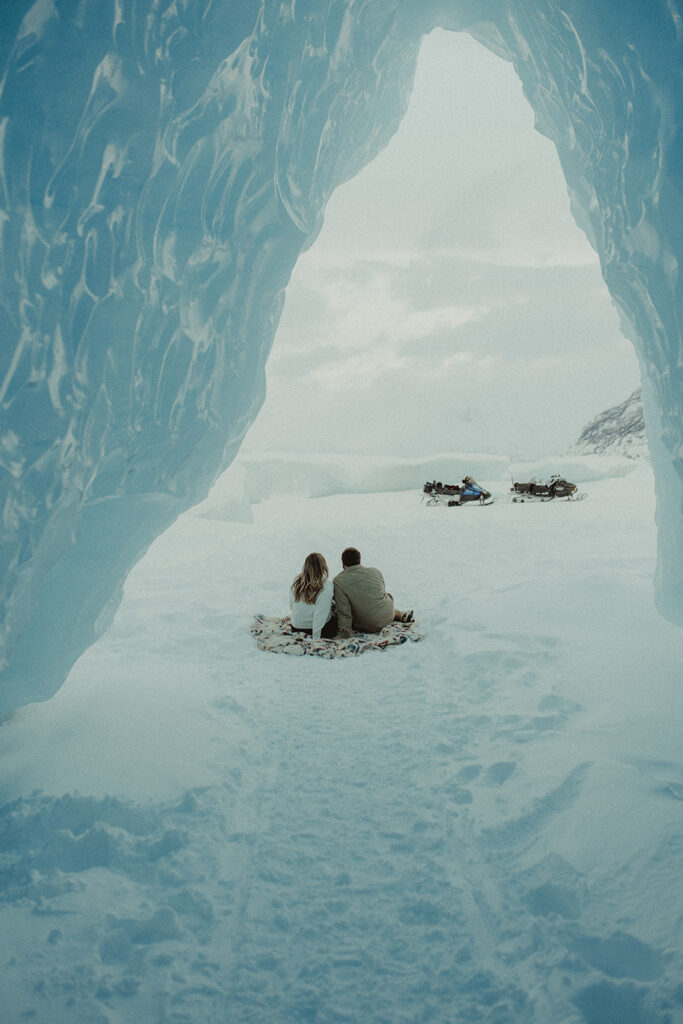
243 29 642 461
1 1 682 718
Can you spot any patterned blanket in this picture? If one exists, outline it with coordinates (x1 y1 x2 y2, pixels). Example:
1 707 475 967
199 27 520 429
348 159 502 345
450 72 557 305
250 615 425 659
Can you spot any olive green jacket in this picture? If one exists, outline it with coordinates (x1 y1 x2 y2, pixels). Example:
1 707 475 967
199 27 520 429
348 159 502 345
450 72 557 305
332 565 395 638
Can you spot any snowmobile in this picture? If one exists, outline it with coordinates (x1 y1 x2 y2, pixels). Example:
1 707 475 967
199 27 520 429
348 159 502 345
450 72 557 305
423 476 494 507
509 474 586 502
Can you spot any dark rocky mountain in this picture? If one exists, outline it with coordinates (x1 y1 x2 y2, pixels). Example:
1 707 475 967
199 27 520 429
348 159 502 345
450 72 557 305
573 389 647 458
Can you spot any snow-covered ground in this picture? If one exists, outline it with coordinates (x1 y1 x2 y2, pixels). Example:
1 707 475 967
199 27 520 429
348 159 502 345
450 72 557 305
1 457 682 1024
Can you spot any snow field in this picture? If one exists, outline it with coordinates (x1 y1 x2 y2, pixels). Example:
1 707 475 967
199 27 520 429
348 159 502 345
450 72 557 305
1 461 682 1023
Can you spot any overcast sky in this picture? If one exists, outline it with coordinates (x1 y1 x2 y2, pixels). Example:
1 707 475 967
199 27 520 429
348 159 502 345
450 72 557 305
244 29 641 459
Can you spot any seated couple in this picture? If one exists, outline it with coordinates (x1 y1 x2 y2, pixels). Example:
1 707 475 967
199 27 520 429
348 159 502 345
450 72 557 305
289 547 414 642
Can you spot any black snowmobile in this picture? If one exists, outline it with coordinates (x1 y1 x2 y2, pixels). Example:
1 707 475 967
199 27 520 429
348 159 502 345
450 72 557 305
510 474 585 502
423 476 494 507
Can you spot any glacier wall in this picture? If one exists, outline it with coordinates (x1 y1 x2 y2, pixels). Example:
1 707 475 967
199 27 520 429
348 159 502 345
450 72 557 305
1 0 682 714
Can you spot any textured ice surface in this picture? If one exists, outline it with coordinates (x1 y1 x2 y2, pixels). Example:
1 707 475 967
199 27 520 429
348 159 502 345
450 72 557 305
1 0 683 712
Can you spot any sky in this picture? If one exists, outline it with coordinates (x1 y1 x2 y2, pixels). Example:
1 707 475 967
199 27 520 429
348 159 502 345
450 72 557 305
243 29 642 460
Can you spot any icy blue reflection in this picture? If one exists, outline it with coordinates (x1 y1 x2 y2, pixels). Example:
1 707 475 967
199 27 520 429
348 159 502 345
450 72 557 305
1 0 682 712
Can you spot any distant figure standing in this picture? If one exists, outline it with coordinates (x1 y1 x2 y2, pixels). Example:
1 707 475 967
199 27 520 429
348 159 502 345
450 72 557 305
289 553 338 640
333 547 413 639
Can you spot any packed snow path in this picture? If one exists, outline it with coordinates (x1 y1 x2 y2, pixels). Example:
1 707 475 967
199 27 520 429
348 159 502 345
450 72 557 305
1 465 682 1023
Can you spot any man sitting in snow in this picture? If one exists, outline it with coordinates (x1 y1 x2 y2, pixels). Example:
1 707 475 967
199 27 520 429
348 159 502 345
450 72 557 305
333 547 413 639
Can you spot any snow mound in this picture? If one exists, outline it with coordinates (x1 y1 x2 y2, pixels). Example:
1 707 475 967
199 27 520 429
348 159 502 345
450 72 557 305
195 451 641 512
508 454 639 486
190 463 254 524
228 451 510 501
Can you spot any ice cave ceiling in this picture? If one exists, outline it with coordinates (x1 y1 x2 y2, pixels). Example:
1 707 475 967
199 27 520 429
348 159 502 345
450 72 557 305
0 0 682 714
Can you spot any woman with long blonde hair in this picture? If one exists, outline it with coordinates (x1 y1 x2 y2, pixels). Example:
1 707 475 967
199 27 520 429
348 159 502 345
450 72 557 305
289 552 337 640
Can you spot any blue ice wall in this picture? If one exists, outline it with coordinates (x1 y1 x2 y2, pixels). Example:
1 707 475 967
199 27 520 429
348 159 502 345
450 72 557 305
1 0 682 714
0 0 421 712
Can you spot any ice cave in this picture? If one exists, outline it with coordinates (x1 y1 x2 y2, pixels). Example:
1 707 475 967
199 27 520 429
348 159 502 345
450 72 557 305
1 0 682 715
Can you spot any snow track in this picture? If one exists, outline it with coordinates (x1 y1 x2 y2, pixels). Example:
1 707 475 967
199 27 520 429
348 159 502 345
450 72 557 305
1 466 682 1023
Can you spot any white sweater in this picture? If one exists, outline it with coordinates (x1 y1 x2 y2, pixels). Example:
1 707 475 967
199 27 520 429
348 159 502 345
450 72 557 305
289 579 334 640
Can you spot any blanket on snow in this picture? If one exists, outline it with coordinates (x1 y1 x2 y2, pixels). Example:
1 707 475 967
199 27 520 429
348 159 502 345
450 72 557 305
251 615 425 658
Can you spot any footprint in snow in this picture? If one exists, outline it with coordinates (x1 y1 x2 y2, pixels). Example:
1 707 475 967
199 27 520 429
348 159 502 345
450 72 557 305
625 756 683 802
494 692 583 743
481 762 590 851
574 978 661 1024
524 881 582 920
483 631 559 651
572 931 667 982
483 761 517 786
457 760 517 787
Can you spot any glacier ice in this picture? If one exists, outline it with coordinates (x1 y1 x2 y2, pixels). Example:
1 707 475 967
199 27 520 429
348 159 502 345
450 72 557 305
1 0 682 713
573 390 647 458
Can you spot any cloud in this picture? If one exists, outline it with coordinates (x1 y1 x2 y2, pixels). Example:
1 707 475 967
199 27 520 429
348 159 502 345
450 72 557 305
309 345 481 392
245 29 641 459
271 259 485 367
